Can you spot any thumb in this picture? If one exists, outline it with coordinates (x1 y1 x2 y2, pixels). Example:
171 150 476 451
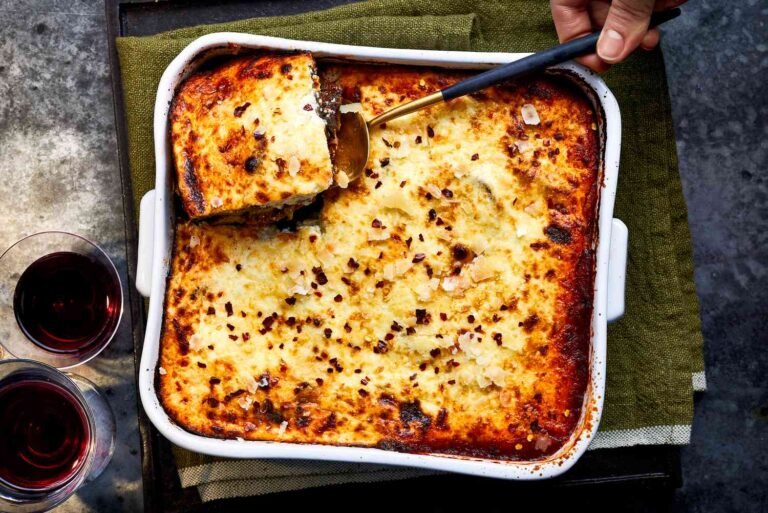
597 0 656 63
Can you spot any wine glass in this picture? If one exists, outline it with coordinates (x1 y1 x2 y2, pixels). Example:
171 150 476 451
0 359 115 512
0 232 123 369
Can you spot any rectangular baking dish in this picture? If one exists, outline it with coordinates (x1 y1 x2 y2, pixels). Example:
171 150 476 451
135 32 627 480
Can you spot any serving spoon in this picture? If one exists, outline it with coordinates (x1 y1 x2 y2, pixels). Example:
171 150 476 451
334 8 681 182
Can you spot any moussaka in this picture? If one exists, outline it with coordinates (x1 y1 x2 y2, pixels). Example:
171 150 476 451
158 62 598 461
170 52 334 223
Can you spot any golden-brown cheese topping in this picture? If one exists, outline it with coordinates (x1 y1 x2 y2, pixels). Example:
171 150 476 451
170 53 333 220
159 63 598 461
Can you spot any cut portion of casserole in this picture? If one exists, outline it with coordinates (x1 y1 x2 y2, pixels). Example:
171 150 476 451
158 65 599 461
170 53 334 222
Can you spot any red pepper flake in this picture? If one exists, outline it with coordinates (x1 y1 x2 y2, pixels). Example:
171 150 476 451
197 362 206 368
409 373 417 381
442 188 453 198
427 125 435 138
344 322 352 333
492 313 501 322
370 171 380 179
226 323 235 331
311 266 328 285
419 363 427 371
309 234 317 243
425 192 433 200
428 209 437 222
430 348 441 358
285 297 297 306
425 265 434 278
415 135 422 144
347 257 360 269
400 180 407 188
262 316 275 331
412 253 426 263
471 153 479 161
207 306 216 315
447 379 456 385
405 236 413 248
379 158 390 167
209 377 221 385
360 376 370 385
303 103 313 111
225 302 234 316
440 313 448 321
354 368 362 374
493 332 503 345
373 340 389 354
243 332 251 341
207 398 219 408
229 334 238 341
467 314 475 323
371 218 382 228
364 168 373 177
286 316 296 326
233 102 251 117
434 367 440 374
331 294 342 303
358 388 369 397
329 357 343 372
382 138 392 148
316 378 324 386
554 131 565 141
235 264 242 272
474 325 484 334
375 181 383 189
390 321 403 332
324 328 332 339
418 233 425 242
375 280 385 288
519 314 540 333
384 333 394 341
415 309 431 325
406 326 416 335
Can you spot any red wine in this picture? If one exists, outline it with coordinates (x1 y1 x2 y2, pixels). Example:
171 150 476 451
0 378 90 490
13 251 120 354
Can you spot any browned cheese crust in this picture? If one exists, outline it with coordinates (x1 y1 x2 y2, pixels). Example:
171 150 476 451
170 53 334 221
159 63 598 461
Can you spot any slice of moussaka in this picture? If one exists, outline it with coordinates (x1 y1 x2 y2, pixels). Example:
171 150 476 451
170 52 334 223
159 62 599 461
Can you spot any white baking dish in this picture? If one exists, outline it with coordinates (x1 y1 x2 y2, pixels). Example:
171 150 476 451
135 33 627 480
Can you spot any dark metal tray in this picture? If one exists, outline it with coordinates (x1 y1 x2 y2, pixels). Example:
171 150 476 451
104 1 682 511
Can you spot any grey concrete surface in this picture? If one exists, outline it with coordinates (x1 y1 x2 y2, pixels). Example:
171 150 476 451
0 0 765 512
0 0 142 512
662 1 768 511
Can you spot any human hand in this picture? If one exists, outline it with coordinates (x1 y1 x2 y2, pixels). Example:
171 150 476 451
549 0 686 72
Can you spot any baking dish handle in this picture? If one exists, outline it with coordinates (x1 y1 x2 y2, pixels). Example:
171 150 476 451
607 218 628 323
136 189 156 298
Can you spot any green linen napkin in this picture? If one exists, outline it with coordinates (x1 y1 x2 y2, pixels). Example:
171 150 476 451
116 0 705 500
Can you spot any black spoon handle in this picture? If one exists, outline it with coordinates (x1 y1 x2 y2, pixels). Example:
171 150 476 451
441 8 681 101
